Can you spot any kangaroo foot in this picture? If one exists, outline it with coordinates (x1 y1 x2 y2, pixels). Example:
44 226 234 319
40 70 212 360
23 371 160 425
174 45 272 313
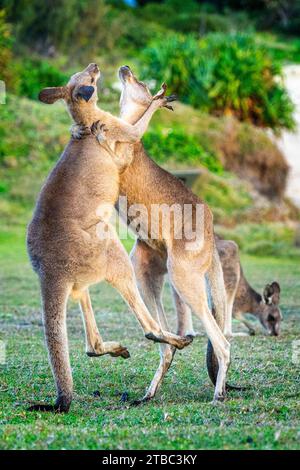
27 395 71 413
145 331 193 350
185 330 202 338
86 336 104 357
130 396 152 407
106 342 130 359
212 392 226 403
86 340 130 359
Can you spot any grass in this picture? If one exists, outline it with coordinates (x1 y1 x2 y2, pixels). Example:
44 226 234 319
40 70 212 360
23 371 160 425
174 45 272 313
0 226 300 450
0 84 299 450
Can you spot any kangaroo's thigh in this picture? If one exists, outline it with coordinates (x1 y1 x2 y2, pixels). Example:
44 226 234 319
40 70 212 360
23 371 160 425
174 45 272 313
104 236 192 350
130 239 168 323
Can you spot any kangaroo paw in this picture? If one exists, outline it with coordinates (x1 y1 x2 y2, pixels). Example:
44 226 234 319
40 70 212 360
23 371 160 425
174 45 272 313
145 332 193 350
109 346 130 359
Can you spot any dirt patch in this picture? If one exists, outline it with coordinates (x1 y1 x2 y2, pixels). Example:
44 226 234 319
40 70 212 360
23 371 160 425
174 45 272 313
217 119 289 200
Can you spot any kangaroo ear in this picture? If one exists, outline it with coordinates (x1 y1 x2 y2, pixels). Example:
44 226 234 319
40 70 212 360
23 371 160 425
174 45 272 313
263 282 280 305
39 86 67 104
270 281 280 304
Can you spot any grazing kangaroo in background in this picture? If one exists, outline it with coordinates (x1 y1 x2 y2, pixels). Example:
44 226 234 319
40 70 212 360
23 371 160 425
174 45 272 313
216 238 282 337
75 65 231 403
27 63 191 413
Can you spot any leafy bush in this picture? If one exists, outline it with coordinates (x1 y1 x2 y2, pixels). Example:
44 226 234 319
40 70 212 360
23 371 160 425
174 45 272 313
142 32 295 131
2 0 126 58
135 0 252 36
143 124 223 174
149 101 289 200
14 58 68 100
0 9 16 91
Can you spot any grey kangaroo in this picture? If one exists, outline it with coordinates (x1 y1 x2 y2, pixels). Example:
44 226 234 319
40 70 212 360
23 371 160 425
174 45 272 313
27 63 191 413
216 238 282 337
75 66 231 403
110 68 281 400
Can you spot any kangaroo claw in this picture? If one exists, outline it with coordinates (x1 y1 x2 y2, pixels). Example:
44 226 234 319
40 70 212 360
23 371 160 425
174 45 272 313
153 82 167 100
166 94 177 102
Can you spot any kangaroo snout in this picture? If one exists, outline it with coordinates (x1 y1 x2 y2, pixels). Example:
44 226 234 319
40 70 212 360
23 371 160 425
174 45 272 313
86 63 100 74
119 65 132 82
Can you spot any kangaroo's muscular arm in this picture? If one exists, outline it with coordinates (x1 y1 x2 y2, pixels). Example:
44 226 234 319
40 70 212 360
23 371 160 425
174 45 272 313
97 99 165 144
93 84 176 144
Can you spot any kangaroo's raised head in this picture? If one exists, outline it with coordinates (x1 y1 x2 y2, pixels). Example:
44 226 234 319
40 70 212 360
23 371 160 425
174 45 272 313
260 282 282 336
118 65 152 121
118 65 176 123
39 63 100 125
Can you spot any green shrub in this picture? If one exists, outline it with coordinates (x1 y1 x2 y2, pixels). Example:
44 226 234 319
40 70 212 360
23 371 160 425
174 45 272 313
2 0 125 59
143 124 223 174
142 32 295 131
14 58 68 100
136 0 252 36
0 9 16 91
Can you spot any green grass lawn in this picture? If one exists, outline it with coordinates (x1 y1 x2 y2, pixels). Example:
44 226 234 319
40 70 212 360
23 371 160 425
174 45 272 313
0 228 299 450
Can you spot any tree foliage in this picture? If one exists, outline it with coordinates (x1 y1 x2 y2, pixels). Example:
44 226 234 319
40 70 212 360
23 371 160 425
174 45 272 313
142 32 295 130
0 9 15 89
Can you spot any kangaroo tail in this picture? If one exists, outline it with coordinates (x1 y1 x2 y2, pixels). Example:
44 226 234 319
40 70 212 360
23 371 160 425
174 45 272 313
206 338 249 391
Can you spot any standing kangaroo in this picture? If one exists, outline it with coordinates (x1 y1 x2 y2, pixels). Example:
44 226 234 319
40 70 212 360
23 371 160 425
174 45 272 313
75 66 231 403
27 63 191 413
101 67 279 399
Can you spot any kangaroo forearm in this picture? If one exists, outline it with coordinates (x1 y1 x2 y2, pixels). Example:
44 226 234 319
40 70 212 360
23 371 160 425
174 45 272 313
106 102 157 143
130 102 157 142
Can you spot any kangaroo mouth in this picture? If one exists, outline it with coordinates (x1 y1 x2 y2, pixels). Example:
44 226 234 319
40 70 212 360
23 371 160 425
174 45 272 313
86 63 100 74
119 65 133 83
85 63 100 81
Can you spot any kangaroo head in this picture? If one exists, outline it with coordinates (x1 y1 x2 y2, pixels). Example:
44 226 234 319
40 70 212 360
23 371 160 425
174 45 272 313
118 65 152 121
259 282 282 336
39 63 100 124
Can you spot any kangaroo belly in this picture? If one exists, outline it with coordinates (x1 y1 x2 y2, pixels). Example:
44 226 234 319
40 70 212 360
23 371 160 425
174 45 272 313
27 137 120 279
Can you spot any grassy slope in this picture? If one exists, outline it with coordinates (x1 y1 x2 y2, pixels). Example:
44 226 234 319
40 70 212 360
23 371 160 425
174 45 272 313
0 233 300 450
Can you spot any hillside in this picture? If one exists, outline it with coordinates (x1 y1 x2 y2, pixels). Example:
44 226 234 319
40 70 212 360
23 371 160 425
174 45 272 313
0 93 299 260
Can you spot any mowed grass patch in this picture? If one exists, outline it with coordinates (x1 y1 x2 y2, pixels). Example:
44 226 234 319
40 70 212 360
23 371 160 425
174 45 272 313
0 236 299 450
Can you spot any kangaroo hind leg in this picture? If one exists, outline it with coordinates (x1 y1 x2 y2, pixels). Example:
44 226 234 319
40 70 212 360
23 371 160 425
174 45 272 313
79 288 130 359
28 277 73 413
130 241 176 404
168 255 230 402
105 238 192 350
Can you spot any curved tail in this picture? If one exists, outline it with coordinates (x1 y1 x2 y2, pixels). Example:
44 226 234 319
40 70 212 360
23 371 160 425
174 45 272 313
206 337 248 391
